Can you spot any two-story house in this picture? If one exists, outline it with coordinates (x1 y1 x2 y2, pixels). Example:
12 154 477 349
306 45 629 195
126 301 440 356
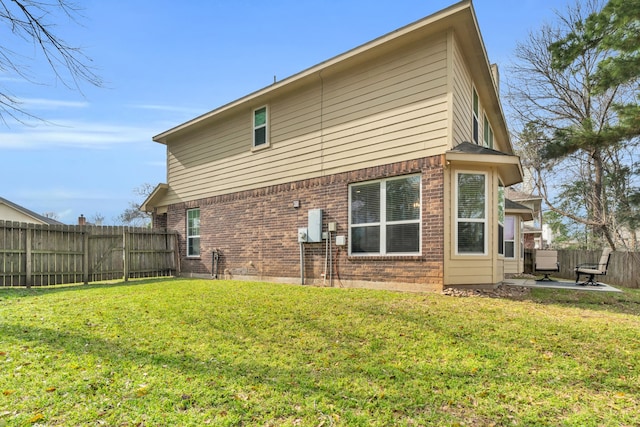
143 0 524 292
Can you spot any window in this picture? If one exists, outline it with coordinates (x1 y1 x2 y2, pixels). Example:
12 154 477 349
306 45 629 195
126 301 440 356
483 114 494 148
472 88 479 144
504 216 516 258
349 175 421 255
456 172 486 254
498 184 505 255
253 106 268 148
187 208 200 257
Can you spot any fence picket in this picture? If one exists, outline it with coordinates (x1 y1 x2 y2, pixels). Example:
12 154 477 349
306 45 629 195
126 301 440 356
0 220 178 287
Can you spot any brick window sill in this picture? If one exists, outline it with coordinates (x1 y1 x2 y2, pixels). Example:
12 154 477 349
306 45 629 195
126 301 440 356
347 255 423 262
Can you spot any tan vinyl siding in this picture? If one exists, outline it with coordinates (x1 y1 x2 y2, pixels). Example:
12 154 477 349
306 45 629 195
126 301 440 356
447 262 494 285
451 34 472 146
444 165 501 286
162 34 450 206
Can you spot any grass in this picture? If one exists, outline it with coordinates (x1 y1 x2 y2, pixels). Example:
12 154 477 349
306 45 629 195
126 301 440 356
1 279 639 426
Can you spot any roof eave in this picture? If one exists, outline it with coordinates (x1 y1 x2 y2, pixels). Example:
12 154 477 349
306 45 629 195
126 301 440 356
446 150 523 187
140 183 169 212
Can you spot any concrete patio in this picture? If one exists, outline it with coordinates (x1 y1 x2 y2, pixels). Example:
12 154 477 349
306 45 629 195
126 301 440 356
505 278 622 293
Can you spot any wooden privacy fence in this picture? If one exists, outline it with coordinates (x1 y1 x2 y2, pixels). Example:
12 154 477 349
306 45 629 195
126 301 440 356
0 220 179 287
526 248 640 289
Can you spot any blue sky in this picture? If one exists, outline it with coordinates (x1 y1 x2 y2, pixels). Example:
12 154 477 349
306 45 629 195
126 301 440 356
1 0 565 225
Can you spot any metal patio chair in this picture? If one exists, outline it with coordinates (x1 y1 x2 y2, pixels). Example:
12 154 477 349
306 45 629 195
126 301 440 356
534 250 560 281
575 248 613 286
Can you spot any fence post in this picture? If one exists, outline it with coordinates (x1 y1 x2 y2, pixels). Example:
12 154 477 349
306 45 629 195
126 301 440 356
25 227 32 288
83 231 89 284
123 229 130 282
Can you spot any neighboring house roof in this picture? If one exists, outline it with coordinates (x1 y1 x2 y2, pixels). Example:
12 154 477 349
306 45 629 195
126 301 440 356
153 0 510 153
506 198 534 221
523 224 543 235
506 188 542 203
0 197 64 225
446 142 523 186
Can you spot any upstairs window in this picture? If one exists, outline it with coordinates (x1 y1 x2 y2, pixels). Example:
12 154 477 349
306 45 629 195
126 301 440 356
472 88 479 144
253 106 268 148
456 172 487 255
187 208 200 257
349 175 421 255
483 114 494 148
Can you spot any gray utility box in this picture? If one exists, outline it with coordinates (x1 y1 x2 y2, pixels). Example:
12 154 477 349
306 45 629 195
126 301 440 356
307 209 323 243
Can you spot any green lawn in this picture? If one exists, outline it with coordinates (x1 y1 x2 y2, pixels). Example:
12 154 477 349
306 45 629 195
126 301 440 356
1 279 639 426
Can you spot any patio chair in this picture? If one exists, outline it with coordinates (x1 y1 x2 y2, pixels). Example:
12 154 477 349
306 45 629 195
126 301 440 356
534 250 559 281
575 248 613 286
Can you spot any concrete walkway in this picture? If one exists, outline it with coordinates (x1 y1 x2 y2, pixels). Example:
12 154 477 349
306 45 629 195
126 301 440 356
504 278 622 293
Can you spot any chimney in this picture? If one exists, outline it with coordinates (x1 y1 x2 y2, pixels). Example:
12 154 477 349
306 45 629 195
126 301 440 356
490 63 500 93
78 214 86 226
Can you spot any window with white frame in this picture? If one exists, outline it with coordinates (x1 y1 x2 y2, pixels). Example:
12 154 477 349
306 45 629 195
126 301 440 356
483 114 494 148
349 175 421 255
472 88 479 144
253 106 268 148
520 218 525 258
504 215 516 258
186 208 200 257
456 172 487 254
498 184 505 255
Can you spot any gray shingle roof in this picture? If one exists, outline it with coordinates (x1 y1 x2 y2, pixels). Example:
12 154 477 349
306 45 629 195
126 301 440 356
0 197 64 225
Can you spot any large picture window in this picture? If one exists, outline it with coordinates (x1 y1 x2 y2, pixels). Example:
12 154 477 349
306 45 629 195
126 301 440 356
456 172 487 255
187 208 200 257
349 175 421 255
253 106 268 148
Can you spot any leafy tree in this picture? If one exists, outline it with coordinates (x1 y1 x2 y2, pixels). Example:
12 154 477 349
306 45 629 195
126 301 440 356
0 0 102 123
543 210 586 248
508 0 639 250
550 0 640 142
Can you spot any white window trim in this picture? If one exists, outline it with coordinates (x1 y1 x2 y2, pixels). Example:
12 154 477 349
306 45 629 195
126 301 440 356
504 215 516 259
472 87 479 145
348 174 422 256
186 208 200 258
498 183 505 256
483 113 494 148
252 105 269 150
454 170 488 256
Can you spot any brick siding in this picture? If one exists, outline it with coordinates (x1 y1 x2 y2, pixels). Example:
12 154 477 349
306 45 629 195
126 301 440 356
164 155 445 291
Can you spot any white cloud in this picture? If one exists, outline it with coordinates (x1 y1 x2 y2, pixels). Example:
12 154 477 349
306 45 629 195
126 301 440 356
128 103 204 115
18 98 90 110
0 120 156 149
17 188 118 202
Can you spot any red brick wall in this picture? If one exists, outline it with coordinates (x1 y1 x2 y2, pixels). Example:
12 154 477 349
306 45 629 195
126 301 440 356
164 155 445 290
152 212 167 229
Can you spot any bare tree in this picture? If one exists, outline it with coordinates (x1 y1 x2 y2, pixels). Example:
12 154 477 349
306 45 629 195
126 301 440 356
0 0 102 123
90 212 104 226
42 211 59 220
115 183 154 227
507 0 638 250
